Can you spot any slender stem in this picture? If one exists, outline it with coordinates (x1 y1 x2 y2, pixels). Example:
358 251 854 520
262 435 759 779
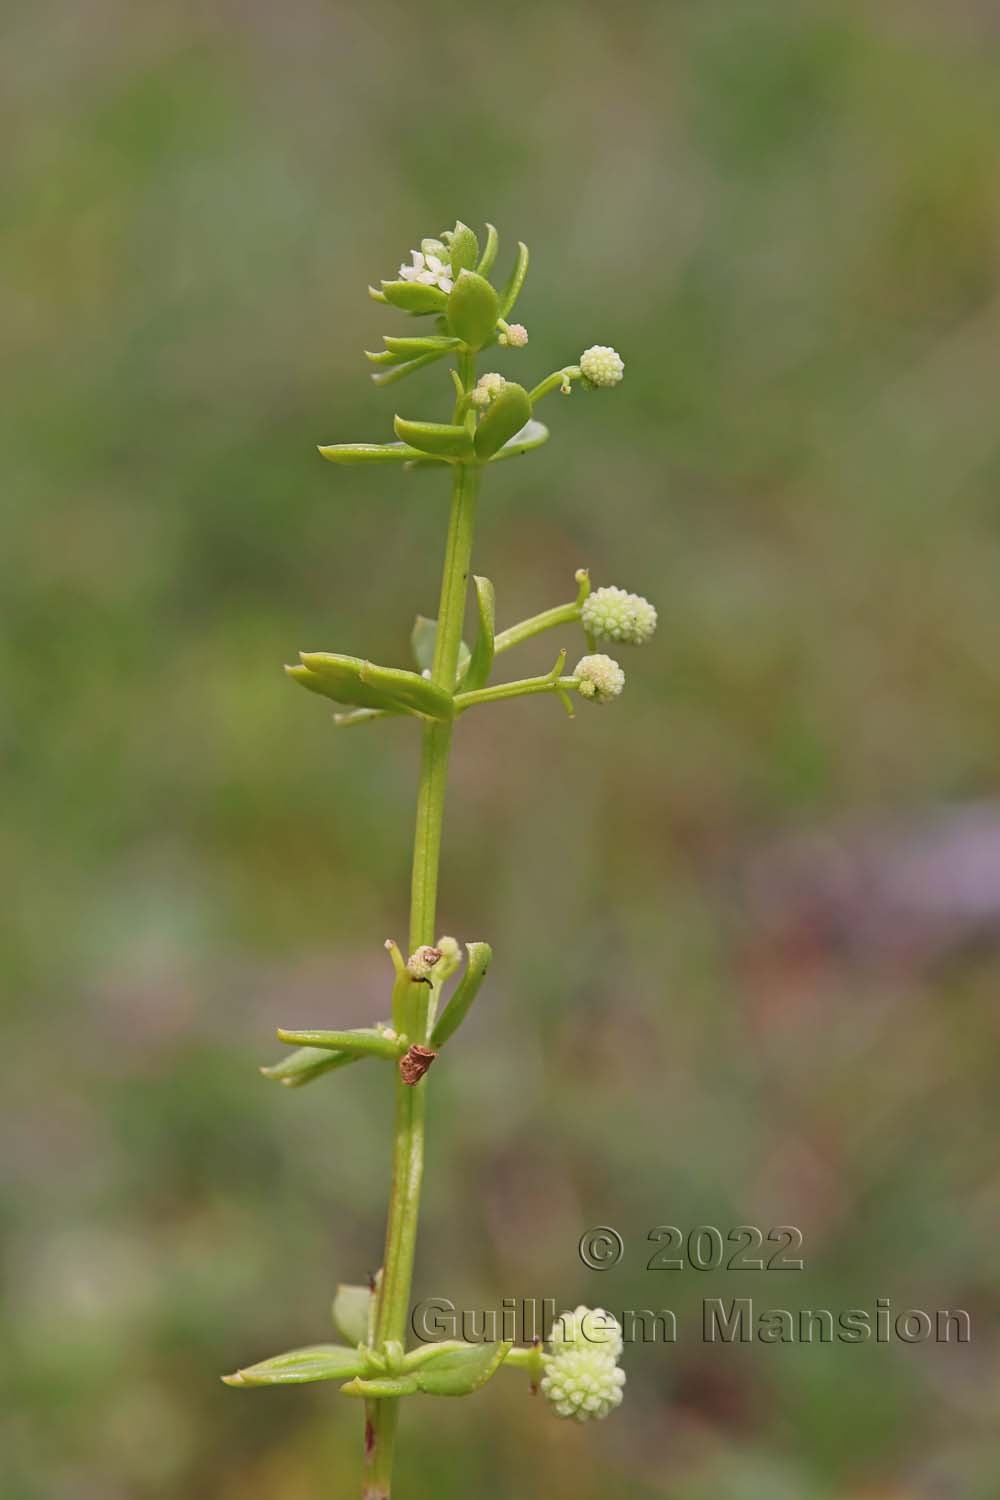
527 365 580 404
455 674 577 713
493 601 581 655
364 356 479 1499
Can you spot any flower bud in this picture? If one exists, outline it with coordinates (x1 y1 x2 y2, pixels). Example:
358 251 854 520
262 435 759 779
540 1346 626 1423
499 322 528 348
435 935 461 966
579 345 624 387
574 654 625 703
581 586 657 646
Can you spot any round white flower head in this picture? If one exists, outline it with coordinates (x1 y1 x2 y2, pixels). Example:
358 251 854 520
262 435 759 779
580 345 624 387
548 1305 624 1360
574 654 625 703
540 1346 626 1423
398 249 454 295
581 586 657 646
500 322 528 348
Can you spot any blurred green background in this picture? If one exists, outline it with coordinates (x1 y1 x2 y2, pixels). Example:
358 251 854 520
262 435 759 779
4 1 1000 1495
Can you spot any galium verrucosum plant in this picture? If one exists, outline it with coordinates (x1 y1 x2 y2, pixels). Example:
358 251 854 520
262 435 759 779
222 222 653 1498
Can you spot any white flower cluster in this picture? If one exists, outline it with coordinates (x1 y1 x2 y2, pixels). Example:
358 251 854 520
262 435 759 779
398 246 454 294
579 345 624 387
470 372 507 408
499 322 528 348
581 586 657 646
541 1306 626 1422
574 654 626 703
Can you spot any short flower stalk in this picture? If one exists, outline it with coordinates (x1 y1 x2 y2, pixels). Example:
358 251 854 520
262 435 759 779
223 221 653 1497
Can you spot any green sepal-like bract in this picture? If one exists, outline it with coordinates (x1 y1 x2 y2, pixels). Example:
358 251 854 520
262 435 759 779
411 614 470 686
475 383 532 460
332 1284 375 1347
446 271 500 351
462 578 495 693
223 1344 369 1387
288 653 454 720
393 415 475 460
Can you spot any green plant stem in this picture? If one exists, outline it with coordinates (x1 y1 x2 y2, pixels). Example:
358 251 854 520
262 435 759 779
493 601 581 655
455 673 577 713
365 357 479 1499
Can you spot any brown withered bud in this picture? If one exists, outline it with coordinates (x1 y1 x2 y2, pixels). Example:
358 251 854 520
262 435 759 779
406 946 443 982
399 1044 437 1085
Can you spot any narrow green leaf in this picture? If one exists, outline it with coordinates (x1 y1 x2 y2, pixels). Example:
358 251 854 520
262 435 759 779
292 653 453 720
446 221 479 277
358 659 453 719
414 1340 511 1396
260 1046 361 1088
497 242 529 318
446 270 499 351
393 415 475 459
474 383 532 460
364 348 404 366
317 442 426 466
488 417 549 463
286 659 395 713
430 942 492 1049
333 707 396 729
462 578 495 692
332 1284 374 1347
371 349 451 387
223 1344 367 1387
383 334 461 356
276 1026 404 1060
340 1374 420 1399
380 280 449 314
477 223 499 277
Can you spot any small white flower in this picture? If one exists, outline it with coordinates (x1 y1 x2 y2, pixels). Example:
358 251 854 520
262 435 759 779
574 654 625 703
398 249 454 295
540 1346 626 1423
582 586 657 646
476 372 506 400
499 323 528 348
580 345 624 387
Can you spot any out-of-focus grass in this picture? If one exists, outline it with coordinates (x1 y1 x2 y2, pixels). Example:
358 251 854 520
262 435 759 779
3 3 1000 1496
